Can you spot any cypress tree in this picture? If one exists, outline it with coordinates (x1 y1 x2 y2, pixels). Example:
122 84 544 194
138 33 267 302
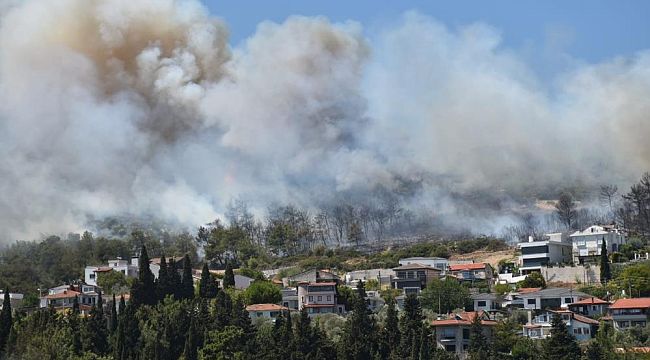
157 255 170 301
70 296 82 355
85 290 109 354
0 288 13 354
181 254 195 300
223 260 235 289
378 296 400 360
214 290 233 329
542 313 581 360
110 294 118 335
418 324 431 360
399 294 423 358
339 281 375 360
169 258 182 300
114 304 140 360
600 239 611 284
131 245 157 307
294 307 315 358
199 263 219 298
468 313 490 360
183 319 198 360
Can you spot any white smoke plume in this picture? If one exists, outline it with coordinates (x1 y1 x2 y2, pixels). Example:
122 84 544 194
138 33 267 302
0 1 648 241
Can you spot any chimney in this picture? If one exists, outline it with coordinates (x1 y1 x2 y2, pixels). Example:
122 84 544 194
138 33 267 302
527 310 532 324
528 236 534 243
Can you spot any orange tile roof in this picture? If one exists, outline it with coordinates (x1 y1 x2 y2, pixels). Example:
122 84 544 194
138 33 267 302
573 313 600 325
517 287 542 294
94 267 113 273
45 290 81 299
246 304 288 312
449 263 488 271
610 298 650 309
570 297 609 305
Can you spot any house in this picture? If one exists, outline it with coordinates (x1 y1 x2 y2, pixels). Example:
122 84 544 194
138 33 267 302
448 263 493 283
344 269 395 289
39 284 101 315
471 293 500 313
518 288 590 310
297 282 345 317
246 304 289 321
518 233 572 274
0 291 24 310
281 288 299 310
84 257 139 286
501 288 542 309
567 297 610 317
365 290 385 312
431 311 496 356
219 274 255 290
570 225 626 264
523 310 599 341
609 298 650 330
391 263 442 295
283 269 340 287
398 257 451 273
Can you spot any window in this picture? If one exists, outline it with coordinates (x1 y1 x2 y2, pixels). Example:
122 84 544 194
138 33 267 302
527 299 536 305
477 301 486 307
584 328 590 334
256 312 262 317
592 306 597 311
327 295 331 301
89 274 95 279
444 345 456 352
317 296 322 301
441 328 456 340
564 298 573 304
283 302 289 307
462 328 470 339
308 296 313 302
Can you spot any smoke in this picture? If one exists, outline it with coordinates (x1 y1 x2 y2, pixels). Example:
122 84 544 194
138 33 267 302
0 1 648 241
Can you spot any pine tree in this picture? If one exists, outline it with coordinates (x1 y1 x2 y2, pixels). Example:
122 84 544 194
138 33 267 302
223 260 235 289
468 313 490 360
199 263 219 298
181 254 195 300
131 245 157 307
214 290 233 329
542 313 581 360
0 288 13 354
600 239 611 284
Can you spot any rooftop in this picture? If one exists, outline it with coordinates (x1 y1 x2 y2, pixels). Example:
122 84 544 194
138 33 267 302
246 304 288 312
449 263 488 271
569 297 609 306
392 263 440 271
44 290 81 299
610 298 650 309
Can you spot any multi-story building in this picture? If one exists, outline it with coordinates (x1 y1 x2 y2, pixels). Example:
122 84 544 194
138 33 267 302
297 282 345 317
567 297 610 317
391 263 442 295
431 311 496 356
523 310 598 341
85 258 139 286
284 269 339 287
39 284 101 315
344 268 395 289
609 298 650 330
471 293 500 313
518 288 590 310
0 291 24 310
517 233 572 274
569 225 626 264
281 288 299 310
448 263 493 283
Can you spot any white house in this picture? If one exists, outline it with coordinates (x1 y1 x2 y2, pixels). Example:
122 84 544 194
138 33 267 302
85 257 139 286
39 284 101 315
518 288 590 310
297 282 345 317
523 310 598 341
518 233 572 274
0 291 24 310
344 268 395 289
472 293 500 313
570 225 626 264
246 303 289 321
219 274 255 290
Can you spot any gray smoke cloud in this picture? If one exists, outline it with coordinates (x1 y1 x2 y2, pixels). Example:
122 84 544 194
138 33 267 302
0 1 648 241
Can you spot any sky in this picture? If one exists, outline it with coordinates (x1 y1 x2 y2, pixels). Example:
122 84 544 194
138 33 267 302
204 0 650 65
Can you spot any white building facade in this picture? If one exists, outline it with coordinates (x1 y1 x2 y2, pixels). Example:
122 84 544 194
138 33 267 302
570 225 626 264
518 233 572 274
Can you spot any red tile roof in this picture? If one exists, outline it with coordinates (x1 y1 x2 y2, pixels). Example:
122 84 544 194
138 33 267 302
449 263 488 271
573 313 600 325
44 290 81 299
569 297 609 305
246 304 288 312
610 298 650 309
